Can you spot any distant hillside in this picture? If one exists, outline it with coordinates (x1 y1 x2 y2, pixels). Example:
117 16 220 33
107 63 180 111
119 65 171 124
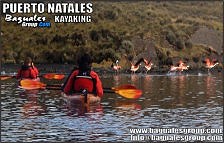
1 1 223 69
190 27 223 55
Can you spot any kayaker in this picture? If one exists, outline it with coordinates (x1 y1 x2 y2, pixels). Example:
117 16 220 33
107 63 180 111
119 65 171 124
16 57 39 80
62 53 103 98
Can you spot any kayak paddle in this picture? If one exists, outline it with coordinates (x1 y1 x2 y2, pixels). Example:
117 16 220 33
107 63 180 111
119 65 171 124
0 73 65 80
104 88 142 99
42 73 65 80
104 84 141 99
19 79 62 90
0 75 15 80
20 79 142 99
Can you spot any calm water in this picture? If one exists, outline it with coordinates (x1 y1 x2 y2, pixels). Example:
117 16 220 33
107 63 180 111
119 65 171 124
1 72 223 142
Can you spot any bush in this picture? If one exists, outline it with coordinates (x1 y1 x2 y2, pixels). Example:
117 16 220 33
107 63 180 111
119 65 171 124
165 57 173 66
166 51 171 56
36 37 48 45
176 30 186 38
155 48 168 66
120 40 134 54
51 34 68 44
193 57 199 63
166 31 176 45
95 48 117 63
70 33 85 46
127 55 134 61
176 38 185 50
90 30 100 41
104 10 118 20
101 29 112 40
176 18 183 23
185 41 193 49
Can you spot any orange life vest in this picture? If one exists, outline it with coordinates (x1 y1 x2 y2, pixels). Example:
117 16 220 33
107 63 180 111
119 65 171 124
71 71 96 94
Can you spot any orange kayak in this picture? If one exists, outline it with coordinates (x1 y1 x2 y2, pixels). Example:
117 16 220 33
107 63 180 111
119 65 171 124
18 78 41 90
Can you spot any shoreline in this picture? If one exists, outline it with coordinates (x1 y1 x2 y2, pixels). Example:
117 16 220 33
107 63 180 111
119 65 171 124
1 63 223 76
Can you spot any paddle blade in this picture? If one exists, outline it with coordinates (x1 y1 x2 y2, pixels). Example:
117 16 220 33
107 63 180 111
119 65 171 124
0 76 13 80
116 89 142 99
20 79 46 90
112 84 137 90
43 73 65 80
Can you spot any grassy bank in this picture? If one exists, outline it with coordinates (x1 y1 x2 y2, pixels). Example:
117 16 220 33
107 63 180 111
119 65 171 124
1 1 223 70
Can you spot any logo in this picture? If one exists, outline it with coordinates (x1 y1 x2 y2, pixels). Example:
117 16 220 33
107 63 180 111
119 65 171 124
4 14 50 28
2 2 93 28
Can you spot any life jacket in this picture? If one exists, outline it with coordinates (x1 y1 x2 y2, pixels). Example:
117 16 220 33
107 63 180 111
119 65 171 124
20 66 32 78
17 65 38 79
71 70 96 94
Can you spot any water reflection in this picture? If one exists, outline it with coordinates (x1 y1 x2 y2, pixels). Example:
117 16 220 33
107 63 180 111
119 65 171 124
115 101 142 110
63 99 104 117
130 74 138 83
139 75 223 109
1 73 223 142
142 74 152 94
20 90 47 117
22 95 46 117
169 75 186 107
112 74 121 87
205 76 216 97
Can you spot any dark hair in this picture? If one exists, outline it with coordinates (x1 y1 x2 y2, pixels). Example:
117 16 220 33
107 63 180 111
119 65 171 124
24 57 32 65
77 53 92 71
21 57 32 69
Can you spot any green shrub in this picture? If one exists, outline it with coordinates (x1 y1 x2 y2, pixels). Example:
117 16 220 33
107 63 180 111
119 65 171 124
101 29 112 40
165 57 173 66
166 31 176 45
104 10 118 20
70 33 85 46
185 41 193 49
193 56 199 63
176 30 186 38
176 18 183 23
127 55 134 61
120 40 134 54
176 38 185 50
95 48 117 63
90 30 100 41
166 51 171 56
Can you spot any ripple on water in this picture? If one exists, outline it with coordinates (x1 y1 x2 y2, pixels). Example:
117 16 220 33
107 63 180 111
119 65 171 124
158 97 173 102
197 91 205 95
1 73 223 142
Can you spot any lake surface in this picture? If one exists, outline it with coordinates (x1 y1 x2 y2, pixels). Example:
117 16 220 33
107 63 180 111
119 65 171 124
1 71 223 142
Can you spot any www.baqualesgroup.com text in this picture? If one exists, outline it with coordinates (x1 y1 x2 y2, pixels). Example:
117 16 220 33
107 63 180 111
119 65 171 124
129 128 223 142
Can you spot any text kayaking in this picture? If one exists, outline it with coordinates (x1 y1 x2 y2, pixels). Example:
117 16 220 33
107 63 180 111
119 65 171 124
55 15 91 23
2 3 93 14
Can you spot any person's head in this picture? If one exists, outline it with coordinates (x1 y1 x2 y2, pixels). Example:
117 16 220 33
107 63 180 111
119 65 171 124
77 53 92 71
24 57 32 66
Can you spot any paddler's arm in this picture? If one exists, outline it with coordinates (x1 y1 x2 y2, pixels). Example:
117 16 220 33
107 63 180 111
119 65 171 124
16 69 21 79
29 68 38 79
92 72 103 98
32 63 39 76
62 75 73 94
62 70 79 94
